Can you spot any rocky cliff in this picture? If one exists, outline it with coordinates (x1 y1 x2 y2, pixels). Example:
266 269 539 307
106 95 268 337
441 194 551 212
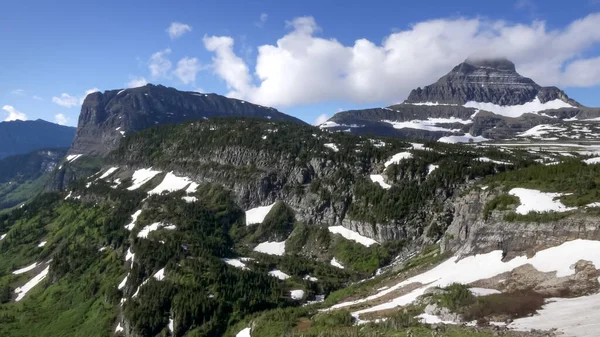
70 84 306 156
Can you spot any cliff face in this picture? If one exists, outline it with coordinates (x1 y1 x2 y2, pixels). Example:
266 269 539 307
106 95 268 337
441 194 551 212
441 190 600 259
70 84 305 156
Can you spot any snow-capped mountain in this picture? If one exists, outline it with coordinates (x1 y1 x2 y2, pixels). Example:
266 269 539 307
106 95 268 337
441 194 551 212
322 58 600 142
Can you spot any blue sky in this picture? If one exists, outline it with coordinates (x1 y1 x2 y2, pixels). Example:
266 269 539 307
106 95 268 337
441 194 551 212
2 0 600 126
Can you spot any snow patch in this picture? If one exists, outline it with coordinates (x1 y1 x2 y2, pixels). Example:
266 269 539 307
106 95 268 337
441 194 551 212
508 188 576 215
245 202 276 225
37 241 47 248
290 290 305 300
0 234 6 240
328 226 378 247
476 157 512 165
182 196 197 203
118 275 128 290
253 241 286 256
99 167 119 179
384 152 413 167
148 172 195 195
137 222 176 238
324 143 339 152
518 124 567 138
153 268 166 281
66 154 82 163
13 262 38 275
268 269 290 280
304 275 318 282
584 157 600 164
127 168 161 190
369 174 391 189
470 287 501 296
15 266 49 301
330 257 344 269
427 164 439 175
384 120 459 132
438 133 489 144
236 328 251 337
223 258 248 270
115 323 124 333
125 210 142 231
464 97 574 118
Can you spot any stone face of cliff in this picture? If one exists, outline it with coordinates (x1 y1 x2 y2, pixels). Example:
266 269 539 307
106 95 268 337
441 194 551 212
70 84 305 156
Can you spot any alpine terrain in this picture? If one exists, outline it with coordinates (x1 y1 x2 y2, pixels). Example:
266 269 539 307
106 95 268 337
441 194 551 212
1 66 600 337
0 119 75 159
322 58 600 143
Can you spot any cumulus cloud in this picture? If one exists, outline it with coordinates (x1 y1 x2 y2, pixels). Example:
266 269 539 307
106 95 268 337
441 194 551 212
202 14 600 107
32 95 42 100
174 57 202 84
2 105 27 121
11 89 25 95
128 76 148 88
167 22 192 40
54 113 68 125
52 93 79 108
314 114 329 125
149 49 172 78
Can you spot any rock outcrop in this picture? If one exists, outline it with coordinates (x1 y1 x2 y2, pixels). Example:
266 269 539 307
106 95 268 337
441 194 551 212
70 84 305 156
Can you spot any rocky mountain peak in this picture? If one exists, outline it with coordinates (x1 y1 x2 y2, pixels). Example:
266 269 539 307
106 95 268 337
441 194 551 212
463 57 516 71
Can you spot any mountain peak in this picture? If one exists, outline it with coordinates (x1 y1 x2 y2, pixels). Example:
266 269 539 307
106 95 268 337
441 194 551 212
463 57 516 72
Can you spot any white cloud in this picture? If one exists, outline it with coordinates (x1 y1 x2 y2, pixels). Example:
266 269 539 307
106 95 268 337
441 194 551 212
32 95 42 100
314 114 329 125
173 57 202 84
148 49 172 78
202 14 600 108
2 105 27 121
167 22 192 40
128 76 148 88
80 88 100 104
52 93 79 108
11 89 25 95
54 113 68 125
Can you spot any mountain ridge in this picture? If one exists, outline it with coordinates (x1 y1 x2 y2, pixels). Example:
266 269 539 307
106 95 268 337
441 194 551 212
0 119 75 159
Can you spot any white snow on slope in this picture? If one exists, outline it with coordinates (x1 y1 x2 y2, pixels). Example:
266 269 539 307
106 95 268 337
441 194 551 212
137 223 176 238
411 143 425 150
245 203 276 225
384 120 459 132
0 233 6 240
168 318 174 333
236 328 251 337
470 288 501 296
290 290 305 300
508 188 576 215
518 124 567 138
125 247 135 266
253 241 286 256
182 196 197 203
13 262 38 275
438 133 489 144
37 241 47 248
328 226 378 247
330 257 344 269
153 268 165 281
115 323 124 333
584 157 600 164
332 240 600 317
405 102 458 106
185 182 199 193
304 275 318 282
464 97 574 118
125 210 142 231
418 313 457 324
586 202 600 208
66 154 82 163
369 175 391 189
127 168 162 190
509 292 600 337
268 269 290 280
476 157 512 165
99 167 119 179
223 258 247 270
384 152 413 168
118 275 128 290
427 164 439 175
15 266 49 301
324 143 339 152
148 172 194 195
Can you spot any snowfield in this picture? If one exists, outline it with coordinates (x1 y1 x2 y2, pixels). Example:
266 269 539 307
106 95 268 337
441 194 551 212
369 174 391 189
324 143 339 152
509 292 600 337
15 266 50 301
223 258 248 270
66 154 82 163
153 268 166 281
245 203 276 225
290 290 305 300
469 288 501 296
508 188 576 215
384 120 459 132
427 164 439 175
518 124 567 138
330 240 600 321
127 168 162 190
236 328 251 337
584 157 600 164
384 152 413 168
148 172 195 195
118 275 128 290
98 167 119 179
328 226 378 247
253 241 286 256
268 269 290 280
464 97 574 118
438 133 489 144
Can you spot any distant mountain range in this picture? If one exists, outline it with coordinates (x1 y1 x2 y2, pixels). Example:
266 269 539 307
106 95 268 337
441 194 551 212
70 84 306 156
322 58 600 142
0 120 75 158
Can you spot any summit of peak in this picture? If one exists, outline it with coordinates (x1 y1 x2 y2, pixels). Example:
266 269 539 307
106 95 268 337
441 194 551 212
463 57 516 72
